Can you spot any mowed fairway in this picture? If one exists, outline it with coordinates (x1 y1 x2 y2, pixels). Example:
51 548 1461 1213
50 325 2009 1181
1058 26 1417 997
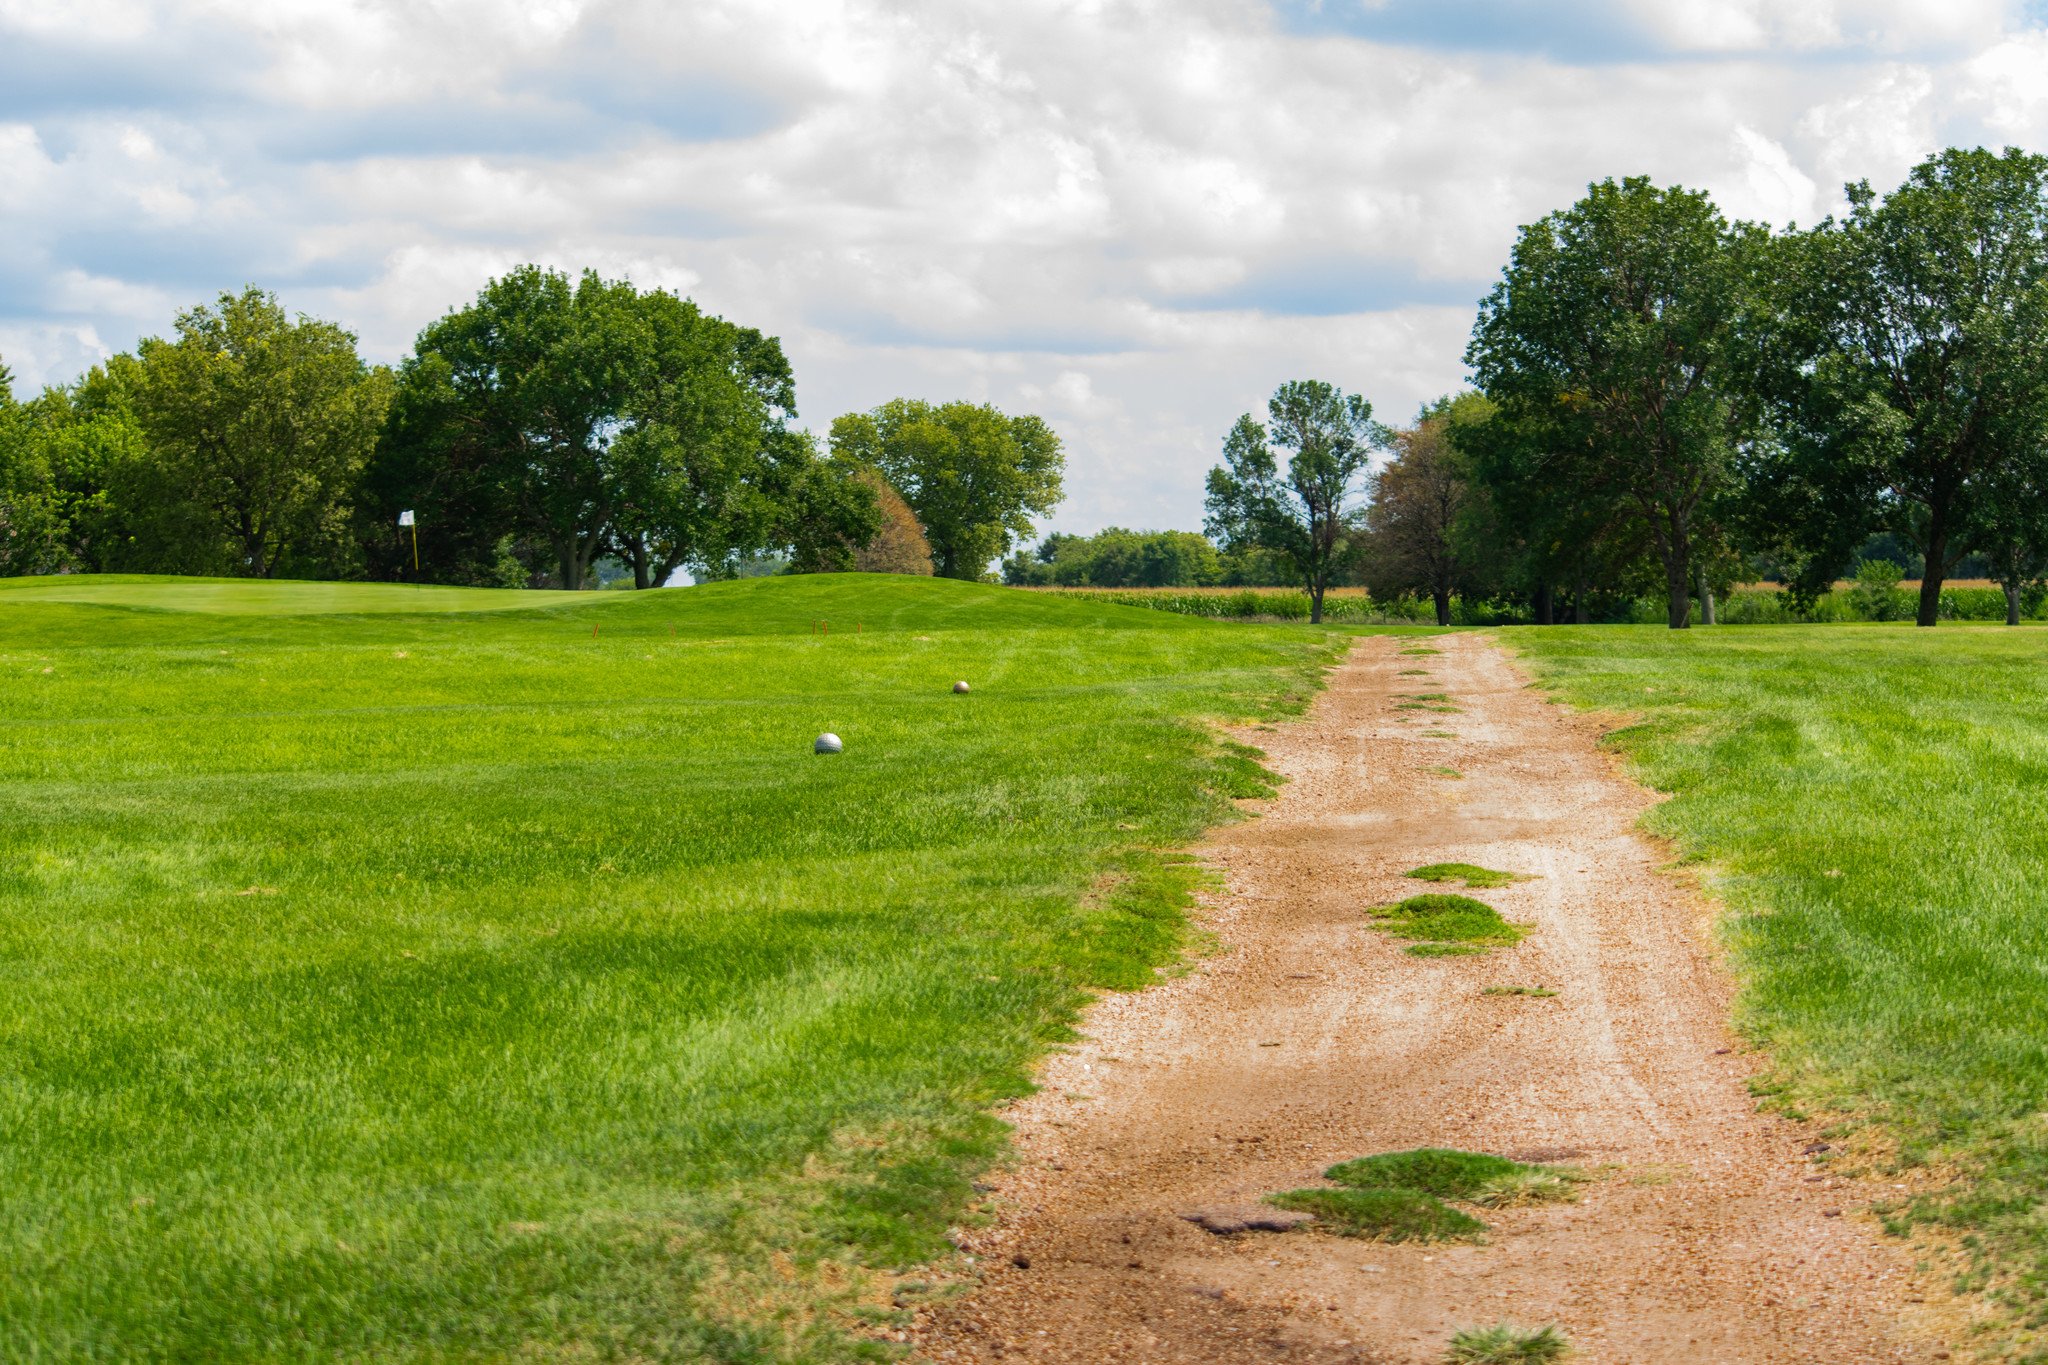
0 574 1335 1361
1513 626 2048 1342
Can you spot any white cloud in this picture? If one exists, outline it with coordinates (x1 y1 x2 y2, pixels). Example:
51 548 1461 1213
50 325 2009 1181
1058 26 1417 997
3 0 2046 536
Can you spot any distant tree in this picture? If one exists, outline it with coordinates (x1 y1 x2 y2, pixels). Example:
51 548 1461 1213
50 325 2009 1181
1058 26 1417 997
1363 395 1489 625
126 289 392 578
829 399 1064 580
1740 148 2048 626
0 361 71 577
1204 380 1375 624
773 443 887 576
1468 177 1754 629
849 471 933 574
379 266 831 589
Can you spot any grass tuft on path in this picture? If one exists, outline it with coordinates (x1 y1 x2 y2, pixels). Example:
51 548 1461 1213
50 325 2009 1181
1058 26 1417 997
1444 1323 1572 1363
1407 863 1527 889
1326 1149 1582 1207
1264 1188 1486 1243
1371 893 1526 952
0 572 1348 1362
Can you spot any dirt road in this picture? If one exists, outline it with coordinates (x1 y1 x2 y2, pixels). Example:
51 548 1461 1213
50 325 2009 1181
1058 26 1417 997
912 634 1946 1364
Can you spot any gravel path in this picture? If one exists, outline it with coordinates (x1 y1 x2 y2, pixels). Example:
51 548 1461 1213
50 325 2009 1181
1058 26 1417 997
912 634 1955 1364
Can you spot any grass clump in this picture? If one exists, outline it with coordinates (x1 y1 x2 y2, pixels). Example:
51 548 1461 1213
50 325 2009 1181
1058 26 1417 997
1445 1323 1571 1363
1264 1187 1486 1243
1399 646 1442 656
1324 1149 1581 1207
1483 985 1557 998
1406 863 1527 889
1428 765 1463 779
1370 893 1525 952
1407 942 1487 957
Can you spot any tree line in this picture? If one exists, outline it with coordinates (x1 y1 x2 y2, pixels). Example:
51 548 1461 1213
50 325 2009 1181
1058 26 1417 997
0 268 1064 589
1193 145 2048 627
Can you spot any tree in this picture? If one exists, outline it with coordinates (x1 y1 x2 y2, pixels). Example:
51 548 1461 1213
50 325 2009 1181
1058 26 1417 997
378 267 832 589
849 471 932 574
0 361 71 577
1204 380 1375 624
127 289 392 578
1741 148 2048 626
829 399 1064 580
1363 395 1489 625
1468 177 1754 629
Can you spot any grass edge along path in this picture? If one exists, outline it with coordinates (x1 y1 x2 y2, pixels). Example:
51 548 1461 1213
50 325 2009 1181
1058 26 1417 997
0 575 1352 1363
1506 624 2048 1358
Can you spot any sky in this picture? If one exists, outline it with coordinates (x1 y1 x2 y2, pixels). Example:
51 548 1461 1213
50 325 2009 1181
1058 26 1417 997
6 0 2048 539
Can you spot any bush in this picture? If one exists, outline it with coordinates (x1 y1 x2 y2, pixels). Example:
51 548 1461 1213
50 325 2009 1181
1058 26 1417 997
1853 559 1906 620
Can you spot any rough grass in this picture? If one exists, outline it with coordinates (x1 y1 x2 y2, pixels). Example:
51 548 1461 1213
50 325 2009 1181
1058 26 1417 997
1511 624 2048 1348
0 573 1345 1362
1407 863 1527 889
1264 1187 1487 1243
1483 985 1557 999
1325 1149 1582 1207
1371 893 1526 951
1444 1323 1571 1363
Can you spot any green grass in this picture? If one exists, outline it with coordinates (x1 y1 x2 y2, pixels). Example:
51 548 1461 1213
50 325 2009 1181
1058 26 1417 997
1407 863 1527 889
1444 1323 1571 1363
0 573 1342 1361
1263 1187 1486 1242
1511 623 2048 1346
1370 893 1526 953
1483 985 1557 998
1324 1149 1581 1207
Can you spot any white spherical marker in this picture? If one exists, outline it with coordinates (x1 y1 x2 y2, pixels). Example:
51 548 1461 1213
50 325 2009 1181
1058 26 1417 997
814 733 843 754
953 681 971 694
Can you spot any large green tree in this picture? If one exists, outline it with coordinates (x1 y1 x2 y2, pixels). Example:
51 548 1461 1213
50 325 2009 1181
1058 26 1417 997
1741 147 2048 626
828 399 1064 580
1204 379 1375 624
1362 394 1493 626
380 266 860 589
1468 177 1754 629
125 289 392 578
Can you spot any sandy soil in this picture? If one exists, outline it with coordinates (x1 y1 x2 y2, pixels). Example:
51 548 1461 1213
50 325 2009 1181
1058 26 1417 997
911 634 1956 1364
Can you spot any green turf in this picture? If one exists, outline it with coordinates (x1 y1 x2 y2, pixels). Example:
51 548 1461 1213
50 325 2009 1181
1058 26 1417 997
1263 1187 1486 1242
1325 1149 1580 1207
1370 893 1526 952
0 573 1341 1361
1406 863 1526 889
1510 623 2048 1342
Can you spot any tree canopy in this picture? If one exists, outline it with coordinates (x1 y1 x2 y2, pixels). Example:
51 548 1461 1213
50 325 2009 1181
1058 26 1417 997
1204 380 1375 623
829 399 1064 581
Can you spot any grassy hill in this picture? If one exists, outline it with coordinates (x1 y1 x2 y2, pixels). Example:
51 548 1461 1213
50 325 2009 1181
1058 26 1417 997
0 574 1340 1361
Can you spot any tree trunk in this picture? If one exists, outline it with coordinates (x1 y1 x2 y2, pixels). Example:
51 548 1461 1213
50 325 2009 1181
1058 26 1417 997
1917 515 1948 627
1535 583 1553 625
1309 581 1324 624
2006 581 2022 626
1573 568 1589 624
630 536 651 590
558 542 581 591
1698 565 1716 626
1660 508 1692 630
1432 587 1451 628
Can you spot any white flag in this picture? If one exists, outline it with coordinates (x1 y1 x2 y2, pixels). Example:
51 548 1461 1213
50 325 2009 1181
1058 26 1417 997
398 510 415 527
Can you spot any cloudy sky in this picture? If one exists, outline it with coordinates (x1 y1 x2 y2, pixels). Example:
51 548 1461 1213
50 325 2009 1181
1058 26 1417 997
5 0 2048 536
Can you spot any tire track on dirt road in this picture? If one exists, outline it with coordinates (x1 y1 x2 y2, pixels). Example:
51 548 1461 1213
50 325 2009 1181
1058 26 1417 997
912 634 1949 1364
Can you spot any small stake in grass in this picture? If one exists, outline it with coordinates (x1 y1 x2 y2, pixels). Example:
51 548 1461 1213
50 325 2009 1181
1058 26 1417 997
954 681 971 693
814 733 843 755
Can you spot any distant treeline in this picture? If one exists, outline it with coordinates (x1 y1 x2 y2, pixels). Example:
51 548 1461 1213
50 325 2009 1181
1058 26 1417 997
0 270 1062 589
